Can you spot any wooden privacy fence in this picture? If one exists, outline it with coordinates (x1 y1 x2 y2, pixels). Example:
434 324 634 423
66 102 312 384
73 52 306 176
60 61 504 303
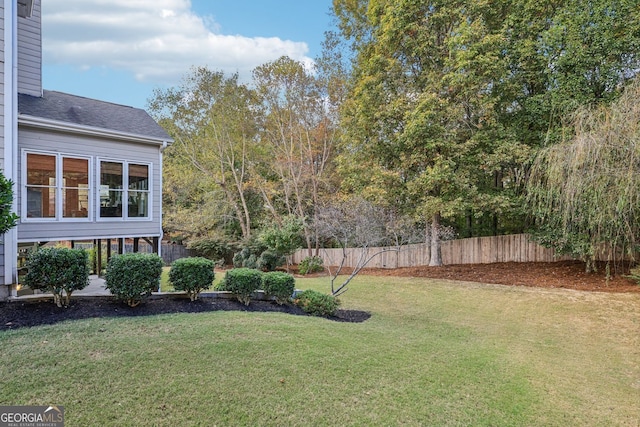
291 234 572 269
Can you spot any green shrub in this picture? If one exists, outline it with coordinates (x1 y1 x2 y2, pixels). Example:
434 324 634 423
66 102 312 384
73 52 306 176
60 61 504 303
87 247 108 275
105 253 163 307
243 254 259 270
187 237 235 265
624 266 640 286
223 268 263 305
298 256 324 275
262 271 295 305
293 290 340 317
23 247 90 307
232 237 269 269
169 257 215 301
257 249 285 272
213 278 230 291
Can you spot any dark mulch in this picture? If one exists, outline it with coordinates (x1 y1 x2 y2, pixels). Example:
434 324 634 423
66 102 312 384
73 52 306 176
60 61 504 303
0 296 371 331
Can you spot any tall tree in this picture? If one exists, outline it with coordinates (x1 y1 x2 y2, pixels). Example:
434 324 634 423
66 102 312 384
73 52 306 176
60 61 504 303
335 0 527 265
527 79 640 273
148 67 262 241
334 0 640 265
253 56 340 254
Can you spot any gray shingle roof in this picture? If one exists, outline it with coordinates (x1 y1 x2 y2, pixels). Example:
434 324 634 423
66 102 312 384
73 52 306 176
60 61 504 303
18 90 172 142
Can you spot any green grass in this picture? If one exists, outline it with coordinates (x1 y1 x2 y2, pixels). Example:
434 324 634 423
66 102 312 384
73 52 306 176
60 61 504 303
1 275 639 426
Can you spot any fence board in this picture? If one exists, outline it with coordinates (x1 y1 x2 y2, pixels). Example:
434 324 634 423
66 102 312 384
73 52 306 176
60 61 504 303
291 234 572 269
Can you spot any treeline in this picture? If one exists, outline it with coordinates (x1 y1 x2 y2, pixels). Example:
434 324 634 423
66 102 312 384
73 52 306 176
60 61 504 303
148 0 640 268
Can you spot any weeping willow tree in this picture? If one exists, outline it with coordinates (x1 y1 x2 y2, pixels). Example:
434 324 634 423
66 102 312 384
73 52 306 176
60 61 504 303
527 80 640 273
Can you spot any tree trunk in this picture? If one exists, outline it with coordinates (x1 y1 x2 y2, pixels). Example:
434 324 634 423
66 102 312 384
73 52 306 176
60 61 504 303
429 212 442 266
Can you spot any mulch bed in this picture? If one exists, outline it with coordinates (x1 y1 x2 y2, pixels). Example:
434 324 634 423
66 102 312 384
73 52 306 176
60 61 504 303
0 296 371 331
352 260 640 293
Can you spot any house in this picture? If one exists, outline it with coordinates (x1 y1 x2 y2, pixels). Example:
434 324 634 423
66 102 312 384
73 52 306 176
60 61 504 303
0 0 173 300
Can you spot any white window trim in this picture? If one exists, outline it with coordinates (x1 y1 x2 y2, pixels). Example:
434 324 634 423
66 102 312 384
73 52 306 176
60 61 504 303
21 150 93 223
96 157 153 222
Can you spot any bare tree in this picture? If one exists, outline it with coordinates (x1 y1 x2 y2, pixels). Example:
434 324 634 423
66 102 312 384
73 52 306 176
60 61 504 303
315 198 417 296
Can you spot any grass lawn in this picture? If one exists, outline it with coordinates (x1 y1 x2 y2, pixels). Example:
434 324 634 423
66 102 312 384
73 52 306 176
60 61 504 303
1 275 638 426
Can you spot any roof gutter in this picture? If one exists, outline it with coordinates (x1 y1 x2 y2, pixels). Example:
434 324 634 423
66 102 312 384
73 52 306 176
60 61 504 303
18 114 174 146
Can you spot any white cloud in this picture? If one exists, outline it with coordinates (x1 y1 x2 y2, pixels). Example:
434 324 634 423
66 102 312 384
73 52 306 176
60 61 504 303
42 0 312 85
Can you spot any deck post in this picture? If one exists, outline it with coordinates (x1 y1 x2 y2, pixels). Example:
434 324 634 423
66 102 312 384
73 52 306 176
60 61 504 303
96 239 102 275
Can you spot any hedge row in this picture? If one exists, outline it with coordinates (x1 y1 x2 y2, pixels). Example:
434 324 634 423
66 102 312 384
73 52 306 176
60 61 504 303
23 250 337 316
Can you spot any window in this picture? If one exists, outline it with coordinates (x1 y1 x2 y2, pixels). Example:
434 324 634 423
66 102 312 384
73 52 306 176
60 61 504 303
100 162 123 218
99 160 150 220
26 153 56 218
25 152 90 220
63 158 90 218
128 164 149 218
23 152 152 222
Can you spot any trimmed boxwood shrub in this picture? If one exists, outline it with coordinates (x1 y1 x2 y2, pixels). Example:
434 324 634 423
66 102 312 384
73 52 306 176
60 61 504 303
293 289 340 317
105 253 163 307
169 257 215 301
262 271 295 305
298 256 324 275
23 247 90 307
223 268 263 305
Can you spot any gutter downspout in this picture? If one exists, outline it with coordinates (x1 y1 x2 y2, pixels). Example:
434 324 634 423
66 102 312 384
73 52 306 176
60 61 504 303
157 140 168 292
4 0 19 288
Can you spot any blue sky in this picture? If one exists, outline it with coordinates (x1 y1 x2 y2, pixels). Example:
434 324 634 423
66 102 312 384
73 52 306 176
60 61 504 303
42 0 335 109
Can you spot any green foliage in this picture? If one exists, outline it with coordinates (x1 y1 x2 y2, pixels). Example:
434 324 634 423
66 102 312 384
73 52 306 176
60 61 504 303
232 238 284 271
262 271 295 305
624 266 640 286
527 80 640 272
259 216 304 258
148 67 263 241
293 289 340 317
222 268 263 305
87 247 108 275
233 237 268 268
334 0 640 247
169 257 215 301
105 253 163 307
0 170 19 234
298 256 324 275
257 249 285 272
187 237 235 265
23 247 90 307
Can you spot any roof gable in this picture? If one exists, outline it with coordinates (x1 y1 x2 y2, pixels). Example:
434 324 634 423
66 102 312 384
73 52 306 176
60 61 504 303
18 90 172 142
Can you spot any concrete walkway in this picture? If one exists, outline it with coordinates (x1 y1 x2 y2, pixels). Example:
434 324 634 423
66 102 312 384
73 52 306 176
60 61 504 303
11 275 112 300
76 275 111 296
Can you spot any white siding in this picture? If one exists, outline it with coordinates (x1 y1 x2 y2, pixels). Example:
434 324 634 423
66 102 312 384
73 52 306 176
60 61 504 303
0 3 5 280
17 127 163 242
17 0 40 96
0 3 6 162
